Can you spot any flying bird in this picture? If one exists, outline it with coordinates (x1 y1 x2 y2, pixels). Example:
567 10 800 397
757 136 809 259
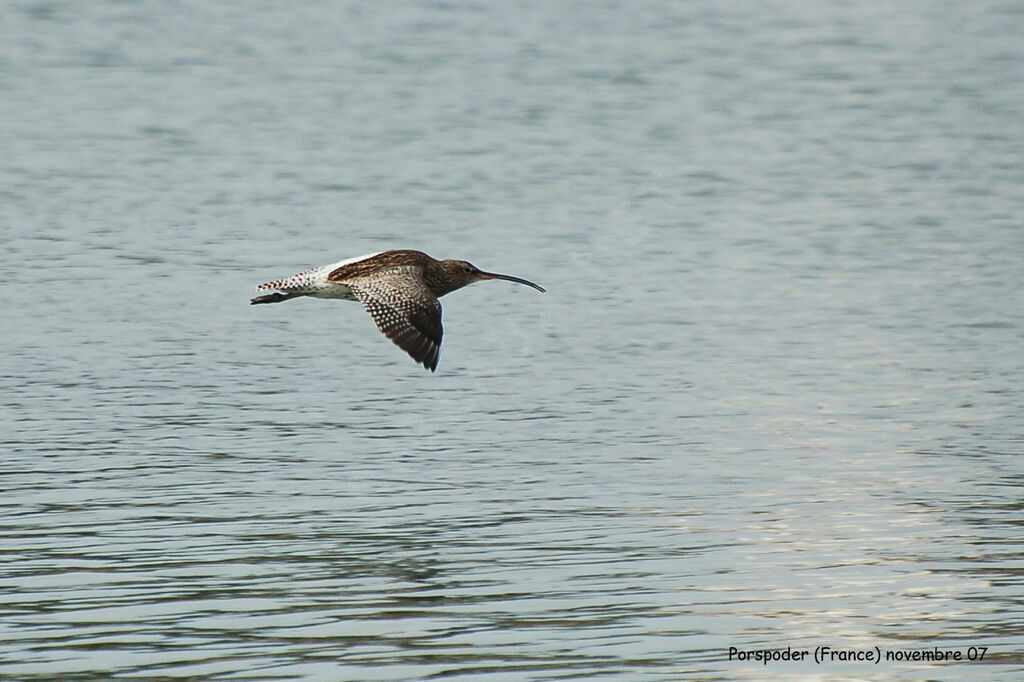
251 250 545 371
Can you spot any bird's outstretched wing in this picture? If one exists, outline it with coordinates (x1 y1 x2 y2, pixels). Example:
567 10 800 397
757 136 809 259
349 269 443 371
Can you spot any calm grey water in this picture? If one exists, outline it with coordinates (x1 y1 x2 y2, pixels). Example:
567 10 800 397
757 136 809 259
2 1 1023 679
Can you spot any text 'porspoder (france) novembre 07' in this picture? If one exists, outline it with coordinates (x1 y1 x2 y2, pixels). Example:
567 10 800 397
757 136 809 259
727 645 989 666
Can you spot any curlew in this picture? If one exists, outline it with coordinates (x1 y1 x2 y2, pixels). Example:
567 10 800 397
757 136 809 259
251 250 545 371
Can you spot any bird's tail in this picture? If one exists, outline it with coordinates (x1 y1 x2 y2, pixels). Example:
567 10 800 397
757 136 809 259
250 291 305 305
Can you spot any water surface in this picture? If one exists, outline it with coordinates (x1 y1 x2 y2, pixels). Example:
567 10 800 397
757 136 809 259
2 0 1023 679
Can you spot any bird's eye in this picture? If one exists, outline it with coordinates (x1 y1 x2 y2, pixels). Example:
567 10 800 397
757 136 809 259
463 265 474 273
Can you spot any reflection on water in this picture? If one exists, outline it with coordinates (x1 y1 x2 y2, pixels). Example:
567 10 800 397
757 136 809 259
2 0 1023 679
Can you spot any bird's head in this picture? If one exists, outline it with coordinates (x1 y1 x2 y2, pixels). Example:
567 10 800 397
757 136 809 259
433 259 546 296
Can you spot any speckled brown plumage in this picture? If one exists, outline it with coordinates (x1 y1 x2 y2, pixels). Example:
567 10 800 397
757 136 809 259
252 250 545 371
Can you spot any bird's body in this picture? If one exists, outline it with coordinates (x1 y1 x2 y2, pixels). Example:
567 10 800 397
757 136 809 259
251 250 545 371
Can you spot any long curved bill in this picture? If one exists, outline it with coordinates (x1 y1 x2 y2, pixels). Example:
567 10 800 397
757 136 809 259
476 270 546 293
